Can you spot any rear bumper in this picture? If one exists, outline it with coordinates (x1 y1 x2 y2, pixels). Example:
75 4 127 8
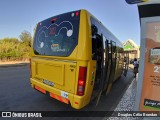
30 78 86 109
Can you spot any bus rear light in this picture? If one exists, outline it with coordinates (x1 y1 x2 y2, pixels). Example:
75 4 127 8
71 13 75 17
71 11 79 17
75 102 79 105
78 80 84 86
75 11 79 16
77 67 87 96
38 22 42 26
51 18 57 23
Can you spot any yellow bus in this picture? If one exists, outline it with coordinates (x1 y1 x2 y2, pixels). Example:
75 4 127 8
30 9 125 109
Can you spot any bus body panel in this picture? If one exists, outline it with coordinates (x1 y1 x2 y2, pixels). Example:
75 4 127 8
76 10 91 61
31 57 77 94
73 10 96 108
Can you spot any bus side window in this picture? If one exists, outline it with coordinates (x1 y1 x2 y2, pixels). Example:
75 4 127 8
92 38 97 60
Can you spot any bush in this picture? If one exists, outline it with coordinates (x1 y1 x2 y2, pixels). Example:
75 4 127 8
0 31 32 61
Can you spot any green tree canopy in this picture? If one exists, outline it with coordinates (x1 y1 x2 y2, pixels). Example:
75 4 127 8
19 30 32 46
0 31 32 61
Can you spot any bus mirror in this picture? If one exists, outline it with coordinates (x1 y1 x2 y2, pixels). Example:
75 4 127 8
91 25 98 36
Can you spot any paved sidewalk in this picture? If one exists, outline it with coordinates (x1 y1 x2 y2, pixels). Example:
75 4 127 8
103 75 160 120
104 77 141 120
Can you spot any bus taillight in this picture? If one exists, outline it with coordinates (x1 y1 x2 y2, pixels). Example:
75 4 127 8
77 67 87 96
75 11 79 16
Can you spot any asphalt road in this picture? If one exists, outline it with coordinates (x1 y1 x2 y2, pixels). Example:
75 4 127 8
0 64 134 119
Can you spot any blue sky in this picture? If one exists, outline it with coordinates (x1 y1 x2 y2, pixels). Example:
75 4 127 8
0 0 140 45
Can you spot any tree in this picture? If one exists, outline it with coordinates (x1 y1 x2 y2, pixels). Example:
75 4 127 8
0 31 32 61
0 38 20 61
19 30 32 46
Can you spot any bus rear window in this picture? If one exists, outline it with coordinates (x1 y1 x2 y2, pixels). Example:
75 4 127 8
33 11 80 57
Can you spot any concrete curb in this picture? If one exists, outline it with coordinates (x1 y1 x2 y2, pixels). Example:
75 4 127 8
0 63 29 67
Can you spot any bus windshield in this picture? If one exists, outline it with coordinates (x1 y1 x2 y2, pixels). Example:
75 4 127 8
33 10 80 57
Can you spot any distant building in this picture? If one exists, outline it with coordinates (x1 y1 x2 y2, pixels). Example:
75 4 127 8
123 39 140 60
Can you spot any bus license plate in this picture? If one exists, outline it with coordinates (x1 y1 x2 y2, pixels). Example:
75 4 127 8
43 79 54 87
61 91 68 99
